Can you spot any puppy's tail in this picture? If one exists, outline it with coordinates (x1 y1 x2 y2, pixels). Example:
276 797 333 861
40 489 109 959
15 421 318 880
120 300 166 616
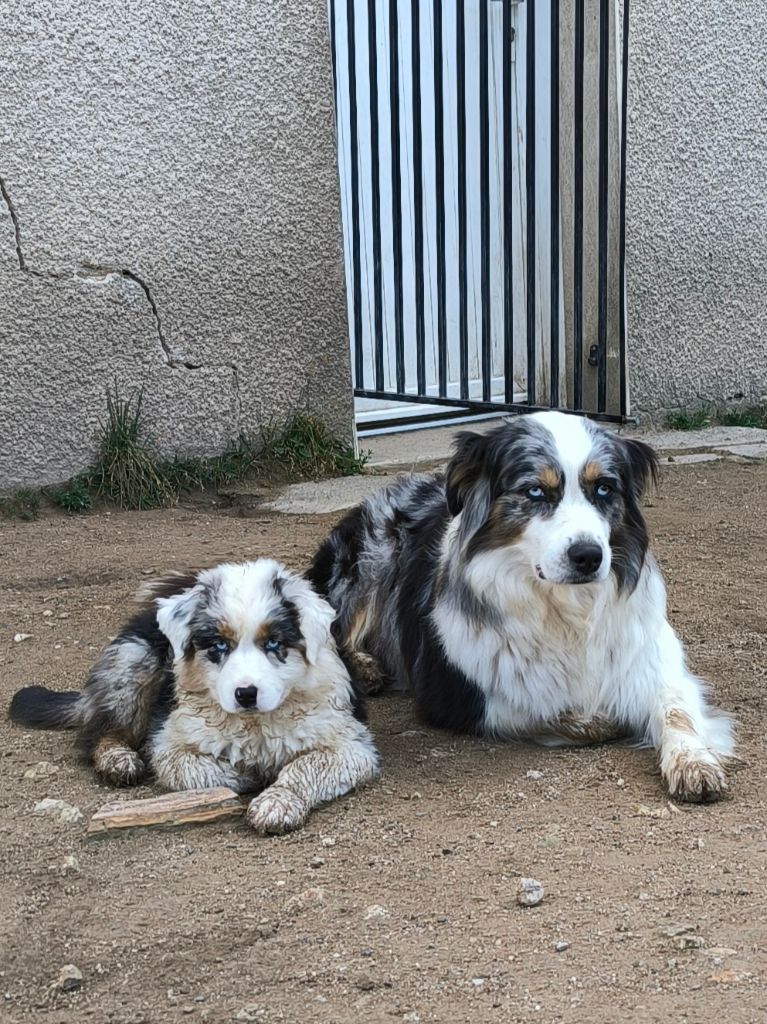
9 686 82 730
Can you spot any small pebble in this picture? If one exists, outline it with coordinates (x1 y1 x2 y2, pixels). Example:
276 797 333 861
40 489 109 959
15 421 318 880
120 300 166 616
526 770 544 780
555 941 570 953
55 965 83 993
517 878 544 907
364 904 389 919
285 887 324 916
33 799 83 824
23 761 60 780
13 633 33 643
309 855 325 869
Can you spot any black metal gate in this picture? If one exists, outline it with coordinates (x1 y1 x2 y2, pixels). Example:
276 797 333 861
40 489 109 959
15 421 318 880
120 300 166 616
329 1 630 426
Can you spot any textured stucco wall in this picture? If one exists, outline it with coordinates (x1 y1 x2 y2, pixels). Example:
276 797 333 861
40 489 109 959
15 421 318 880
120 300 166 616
626 1 767 418
0 0 353 491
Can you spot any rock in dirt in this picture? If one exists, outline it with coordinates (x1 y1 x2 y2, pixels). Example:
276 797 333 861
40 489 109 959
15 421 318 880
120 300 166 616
23 761 60 780
285 887 325 916
235 1007 263 1021
526 770 544 780
54 964 83 993
33 799 83 824
674 934 705 950
364 904 390 919
13 633 33 643
635 803 671 819
554 941 570 952
517 878 544 907
49 854 81 875
708 969 751 984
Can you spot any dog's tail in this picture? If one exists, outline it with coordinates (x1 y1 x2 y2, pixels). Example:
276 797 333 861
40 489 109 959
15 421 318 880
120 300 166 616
9 686 82 730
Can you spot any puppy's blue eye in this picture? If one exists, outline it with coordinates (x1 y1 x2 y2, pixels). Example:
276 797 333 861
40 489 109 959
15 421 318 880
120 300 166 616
264 638 281 653
527 486 545 500
213 640 230 655
596 482 613 498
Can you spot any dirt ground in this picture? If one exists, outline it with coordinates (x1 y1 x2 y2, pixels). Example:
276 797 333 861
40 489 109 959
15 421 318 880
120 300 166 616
1 459 766 1023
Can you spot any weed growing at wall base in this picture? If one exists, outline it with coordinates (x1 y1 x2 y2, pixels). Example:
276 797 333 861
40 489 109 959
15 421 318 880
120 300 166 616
0 489 41 521
2 391 368 517
666 404 767 431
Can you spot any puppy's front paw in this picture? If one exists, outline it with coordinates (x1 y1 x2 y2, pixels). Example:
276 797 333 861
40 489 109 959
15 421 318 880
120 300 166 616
94 743 146 787
246 786 307 835
664 748 728 803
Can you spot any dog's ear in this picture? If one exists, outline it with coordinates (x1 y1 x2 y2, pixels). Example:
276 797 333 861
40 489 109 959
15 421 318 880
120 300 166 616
620 437 659 499
156 582 205 659
445 431 491 516
278 572 334 665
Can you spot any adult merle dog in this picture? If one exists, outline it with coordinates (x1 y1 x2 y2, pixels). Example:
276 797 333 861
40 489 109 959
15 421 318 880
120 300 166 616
308 411 734 803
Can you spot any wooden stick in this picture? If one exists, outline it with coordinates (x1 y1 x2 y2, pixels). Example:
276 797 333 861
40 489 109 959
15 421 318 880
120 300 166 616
87 787 245 834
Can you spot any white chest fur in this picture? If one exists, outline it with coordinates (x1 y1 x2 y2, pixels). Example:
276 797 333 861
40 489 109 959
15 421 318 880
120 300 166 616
432 552 670 739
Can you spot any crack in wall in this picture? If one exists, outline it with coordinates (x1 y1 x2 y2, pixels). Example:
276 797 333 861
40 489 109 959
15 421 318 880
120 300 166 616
0 173 27 271
0 173 242 427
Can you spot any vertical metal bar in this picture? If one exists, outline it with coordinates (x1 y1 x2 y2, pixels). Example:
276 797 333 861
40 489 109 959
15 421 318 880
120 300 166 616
619 0 630 419
525 0 536 405
597 0 610 413
434 0 447 397
549 0 560 409
573 0 584 410
345 0 364 389
502 0 514 403
456 0 469 400
479 0 491 402
367 0 385 391
389 0 406 394
412 0 426 396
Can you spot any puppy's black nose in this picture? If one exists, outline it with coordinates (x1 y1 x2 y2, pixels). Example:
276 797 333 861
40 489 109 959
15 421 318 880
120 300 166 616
567 541 603 576
234 685 259 710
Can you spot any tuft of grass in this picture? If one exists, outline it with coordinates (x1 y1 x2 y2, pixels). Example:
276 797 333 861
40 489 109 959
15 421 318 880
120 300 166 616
159 442 261 494
0 488 41 521
257 412 368 480
90 389 177 510
718 406 767 429
1 395 368 518
666 409 711 431
46 475 94 514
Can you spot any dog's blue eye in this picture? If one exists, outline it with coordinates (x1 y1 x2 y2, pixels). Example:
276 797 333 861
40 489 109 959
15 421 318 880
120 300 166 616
596 483 613 498
264 638 281 653
527 486 545 500
213 640 230 654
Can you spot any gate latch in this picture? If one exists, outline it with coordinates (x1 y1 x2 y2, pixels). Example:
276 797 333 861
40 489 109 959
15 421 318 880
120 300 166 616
588 344 600 368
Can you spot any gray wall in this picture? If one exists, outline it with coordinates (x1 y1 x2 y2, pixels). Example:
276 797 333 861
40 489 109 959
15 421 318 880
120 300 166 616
0 0 353 491
626 1 767 419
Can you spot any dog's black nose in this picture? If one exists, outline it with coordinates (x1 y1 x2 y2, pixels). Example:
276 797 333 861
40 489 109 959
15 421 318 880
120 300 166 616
234 685 259 710
567 541 603 576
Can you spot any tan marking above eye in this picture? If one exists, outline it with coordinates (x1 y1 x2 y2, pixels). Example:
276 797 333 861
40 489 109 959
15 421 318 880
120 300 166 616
581 461 605 486
539 466 561 490
255 621 277 646
216 622 238 644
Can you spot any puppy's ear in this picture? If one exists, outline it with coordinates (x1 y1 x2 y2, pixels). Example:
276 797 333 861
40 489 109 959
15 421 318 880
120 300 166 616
279 572 334 665
621 438 659 499
156 584 204 659
445 431 490 516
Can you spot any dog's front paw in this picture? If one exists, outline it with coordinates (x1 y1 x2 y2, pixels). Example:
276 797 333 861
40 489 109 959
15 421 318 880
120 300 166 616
246 786 308 835
663 748 728 803
94 743 146 787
